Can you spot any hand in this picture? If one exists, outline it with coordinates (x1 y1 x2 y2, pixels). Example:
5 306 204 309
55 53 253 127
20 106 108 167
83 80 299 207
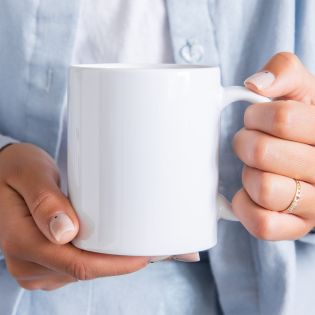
232 52 315 240
0 143 148 290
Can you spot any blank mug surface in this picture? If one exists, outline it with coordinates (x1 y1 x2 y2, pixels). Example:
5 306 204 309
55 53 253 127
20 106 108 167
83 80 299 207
68 65 222 256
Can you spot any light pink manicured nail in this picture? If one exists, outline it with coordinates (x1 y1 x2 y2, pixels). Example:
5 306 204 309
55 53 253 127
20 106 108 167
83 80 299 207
49 213 75 242
172 252 200 262
244 71 275 90
149 256 171 263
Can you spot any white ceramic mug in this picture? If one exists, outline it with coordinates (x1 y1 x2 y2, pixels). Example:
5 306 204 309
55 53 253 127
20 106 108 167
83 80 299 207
68 64 268 256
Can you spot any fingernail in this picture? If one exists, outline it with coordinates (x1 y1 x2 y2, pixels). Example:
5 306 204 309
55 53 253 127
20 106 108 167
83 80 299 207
172 252 200 263
149 256 171 263
244 71 275 90
49 213 75 242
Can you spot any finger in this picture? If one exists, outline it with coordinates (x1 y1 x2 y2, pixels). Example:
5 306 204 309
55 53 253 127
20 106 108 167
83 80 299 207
150 252 201 263
172 252 200 262
1 187 149 281
233 129 315 183
244 100 315 145
11 219 149 280
149 256 171 262
244 52 315 104
38 244 149 280
17 274 76 291
242 166 315 219
11 219 148 280
2 143 79 244
5 255 56 280
232 189 312 241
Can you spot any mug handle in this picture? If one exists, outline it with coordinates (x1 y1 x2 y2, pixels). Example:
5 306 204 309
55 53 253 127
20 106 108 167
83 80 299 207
218 86 271 221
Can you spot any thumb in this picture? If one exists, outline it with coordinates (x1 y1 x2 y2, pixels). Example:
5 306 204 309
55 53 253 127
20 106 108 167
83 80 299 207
26 185 79 245
23 183 79 245
4 146 79 245
244 52 315 104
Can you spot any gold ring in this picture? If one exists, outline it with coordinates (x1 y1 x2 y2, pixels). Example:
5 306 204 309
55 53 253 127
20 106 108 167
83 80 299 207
285 179 301 213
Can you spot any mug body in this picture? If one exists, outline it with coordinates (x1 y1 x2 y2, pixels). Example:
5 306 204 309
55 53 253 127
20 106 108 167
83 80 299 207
68 64 223 255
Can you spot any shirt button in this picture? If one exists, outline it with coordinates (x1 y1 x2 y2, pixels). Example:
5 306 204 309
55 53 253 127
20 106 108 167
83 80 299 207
180 39 205 63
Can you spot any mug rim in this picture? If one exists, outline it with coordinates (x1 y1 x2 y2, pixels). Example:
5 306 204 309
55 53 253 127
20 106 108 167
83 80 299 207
70 63 220 72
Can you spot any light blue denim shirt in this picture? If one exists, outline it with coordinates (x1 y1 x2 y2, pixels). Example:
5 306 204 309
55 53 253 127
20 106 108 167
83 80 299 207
1 1 315 315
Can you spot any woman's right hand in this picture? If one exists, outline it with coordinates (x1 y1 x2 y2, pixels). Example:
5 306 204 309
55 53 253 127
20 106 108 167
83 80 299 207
0 143 148 291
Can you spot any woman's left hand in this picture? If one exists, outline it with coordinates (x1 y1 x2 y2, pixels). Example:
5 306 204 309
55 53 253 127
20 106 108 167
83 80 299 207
232 52 315 240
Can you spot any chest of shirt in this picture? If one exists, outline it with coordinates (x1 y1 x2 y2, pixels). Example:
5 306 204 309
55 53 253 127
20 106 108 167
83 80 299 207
73 0 173 64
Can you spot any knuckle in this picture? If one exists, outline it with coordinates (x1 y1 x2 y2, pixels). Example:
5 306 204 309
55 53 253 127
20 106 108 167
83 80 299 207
232 129 244 153
251 137 269 167
231 189 245 217
275 52 300 70
256 173 274 207
29 190 59 216
253 216 274 240
244 105 254 126
242 166 252 185
272 102 293 136
65 260 93 281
